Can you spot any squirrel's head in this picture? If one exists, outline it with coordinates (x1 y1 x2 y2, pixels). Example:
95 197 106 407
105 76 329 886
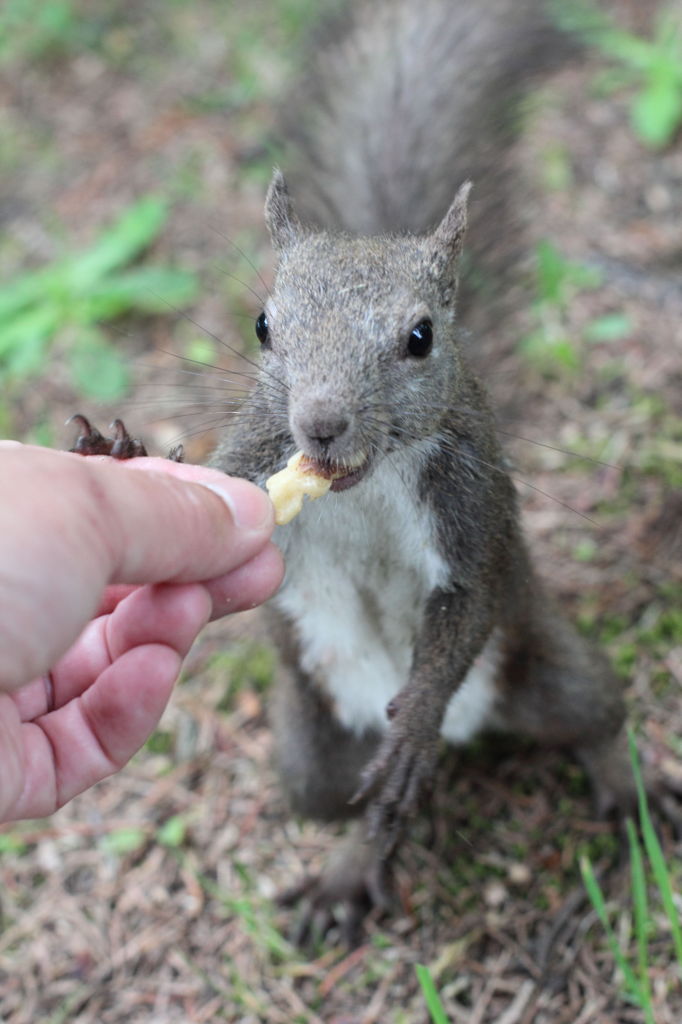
256 169 472 488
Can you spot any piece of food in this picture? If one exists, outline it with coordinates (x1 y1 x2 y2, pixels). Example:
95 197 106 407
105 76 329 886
266 451 336 525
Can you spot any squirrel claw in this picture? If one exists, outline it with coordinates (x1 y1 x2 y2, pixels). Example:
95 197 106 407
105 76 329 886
109 418 149 459
67 413 117 456
68 413 147 458
278 878 354 949
277 839 393 950
364 747 435 859
67 414 183 462
352 694 440 858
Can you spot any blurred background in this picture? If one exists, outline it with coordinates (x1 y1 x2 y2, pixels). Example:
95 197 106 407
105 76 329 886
0 0 317 458
0 1 680 1022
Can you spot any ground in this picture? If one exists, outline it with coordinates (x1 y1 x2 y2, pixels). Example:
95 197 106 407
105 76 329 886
0 1 680 1022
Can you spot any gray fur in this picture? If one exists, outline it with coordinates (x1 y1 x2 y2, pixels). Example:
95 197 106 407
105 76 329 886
211 0 628 938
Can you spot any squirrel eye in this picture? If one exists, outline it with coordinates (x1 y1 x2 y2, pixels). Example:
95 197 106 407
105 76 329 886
407 319 433 358
255 311 269 344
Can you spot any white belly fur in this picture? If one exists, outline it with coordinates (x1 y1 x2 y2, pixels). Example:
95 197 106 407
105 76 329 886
273 444 500 744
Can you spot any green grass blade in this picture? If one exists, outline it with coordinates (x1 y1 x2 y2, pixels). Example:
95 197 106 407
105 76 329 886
550 0 654 70
0 267 51 322
198 872 293 962
82 266 199 319
66 196 169 288
0 304 60 375
628 729 682 969
625 818 653 1020
416 964 450 1024
631 77 682 147
580 855 642 1000
68 330 130 400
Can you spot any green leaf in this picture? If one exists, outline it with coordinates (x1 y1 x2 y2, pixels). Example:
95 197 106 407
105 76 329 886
416 965 450 1024
0 0 77 65
66 196 169 289
519 329 581 375
573 538 597 562
68 331 130 400
584 313 633 342
156 815 187 848
535 241 567 305
549 0 612 42
82 266 199 320
6 333 52 378
631 78 682 147
0 833 28 855
100 827 147 855
519 329 547 361
552 338 581 370
185 337 216 365
0 304 60 374
0 266 53 323
595 30 657 72
656 12 682 68
541 143 573 191
534 242 600 306
145 729 174 754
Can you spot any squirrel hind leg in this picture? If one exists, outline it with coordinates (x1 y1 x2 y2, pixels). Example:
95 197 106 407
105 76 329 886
268 611 382 821
574 729 635 821
496 620 681 831
268 623 391 946
278 821 393 950
272 674 381 820
271 674 393 947
579 730 682 843
494 614 633 818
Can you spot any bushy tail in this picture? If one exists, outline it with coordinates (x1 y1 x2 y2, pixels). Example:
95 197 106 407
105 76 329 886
280 0 570 304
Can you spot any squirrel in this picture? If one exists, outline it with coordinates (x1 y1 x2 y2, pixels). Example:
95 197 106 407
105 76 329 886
69 0 635 944
208 0 635 943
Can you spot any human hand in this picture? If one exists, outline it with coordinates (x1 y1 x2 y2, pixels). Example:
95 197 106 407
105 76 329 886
0 442 283 822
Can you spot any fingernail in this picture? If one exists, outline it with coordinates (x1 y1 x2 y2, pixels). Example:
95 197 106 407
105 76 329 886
200 478 273 531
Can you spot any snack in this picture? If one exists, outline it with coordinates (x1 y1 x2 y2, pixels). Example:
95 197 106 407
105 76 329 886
266 451 336 525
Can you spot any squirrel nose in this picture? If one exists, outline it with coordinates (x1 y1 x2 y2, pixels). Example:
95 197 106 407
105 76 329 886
293 405 351 455
307 414 350 449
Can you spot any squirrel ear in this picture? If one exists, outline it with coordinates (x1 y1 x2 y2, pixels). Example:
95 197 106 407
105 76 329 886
265 169 303 252
426 180 472 282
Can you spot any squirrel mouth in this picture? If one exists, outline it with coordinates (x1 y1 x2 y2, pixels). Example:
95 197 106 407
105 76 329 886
305 452 371 492
330 459 370 491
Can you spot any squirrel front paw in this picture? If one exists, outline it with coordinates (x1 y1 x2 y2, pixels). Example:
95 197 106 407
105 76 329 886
351 685 443 860
68 413 184 462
